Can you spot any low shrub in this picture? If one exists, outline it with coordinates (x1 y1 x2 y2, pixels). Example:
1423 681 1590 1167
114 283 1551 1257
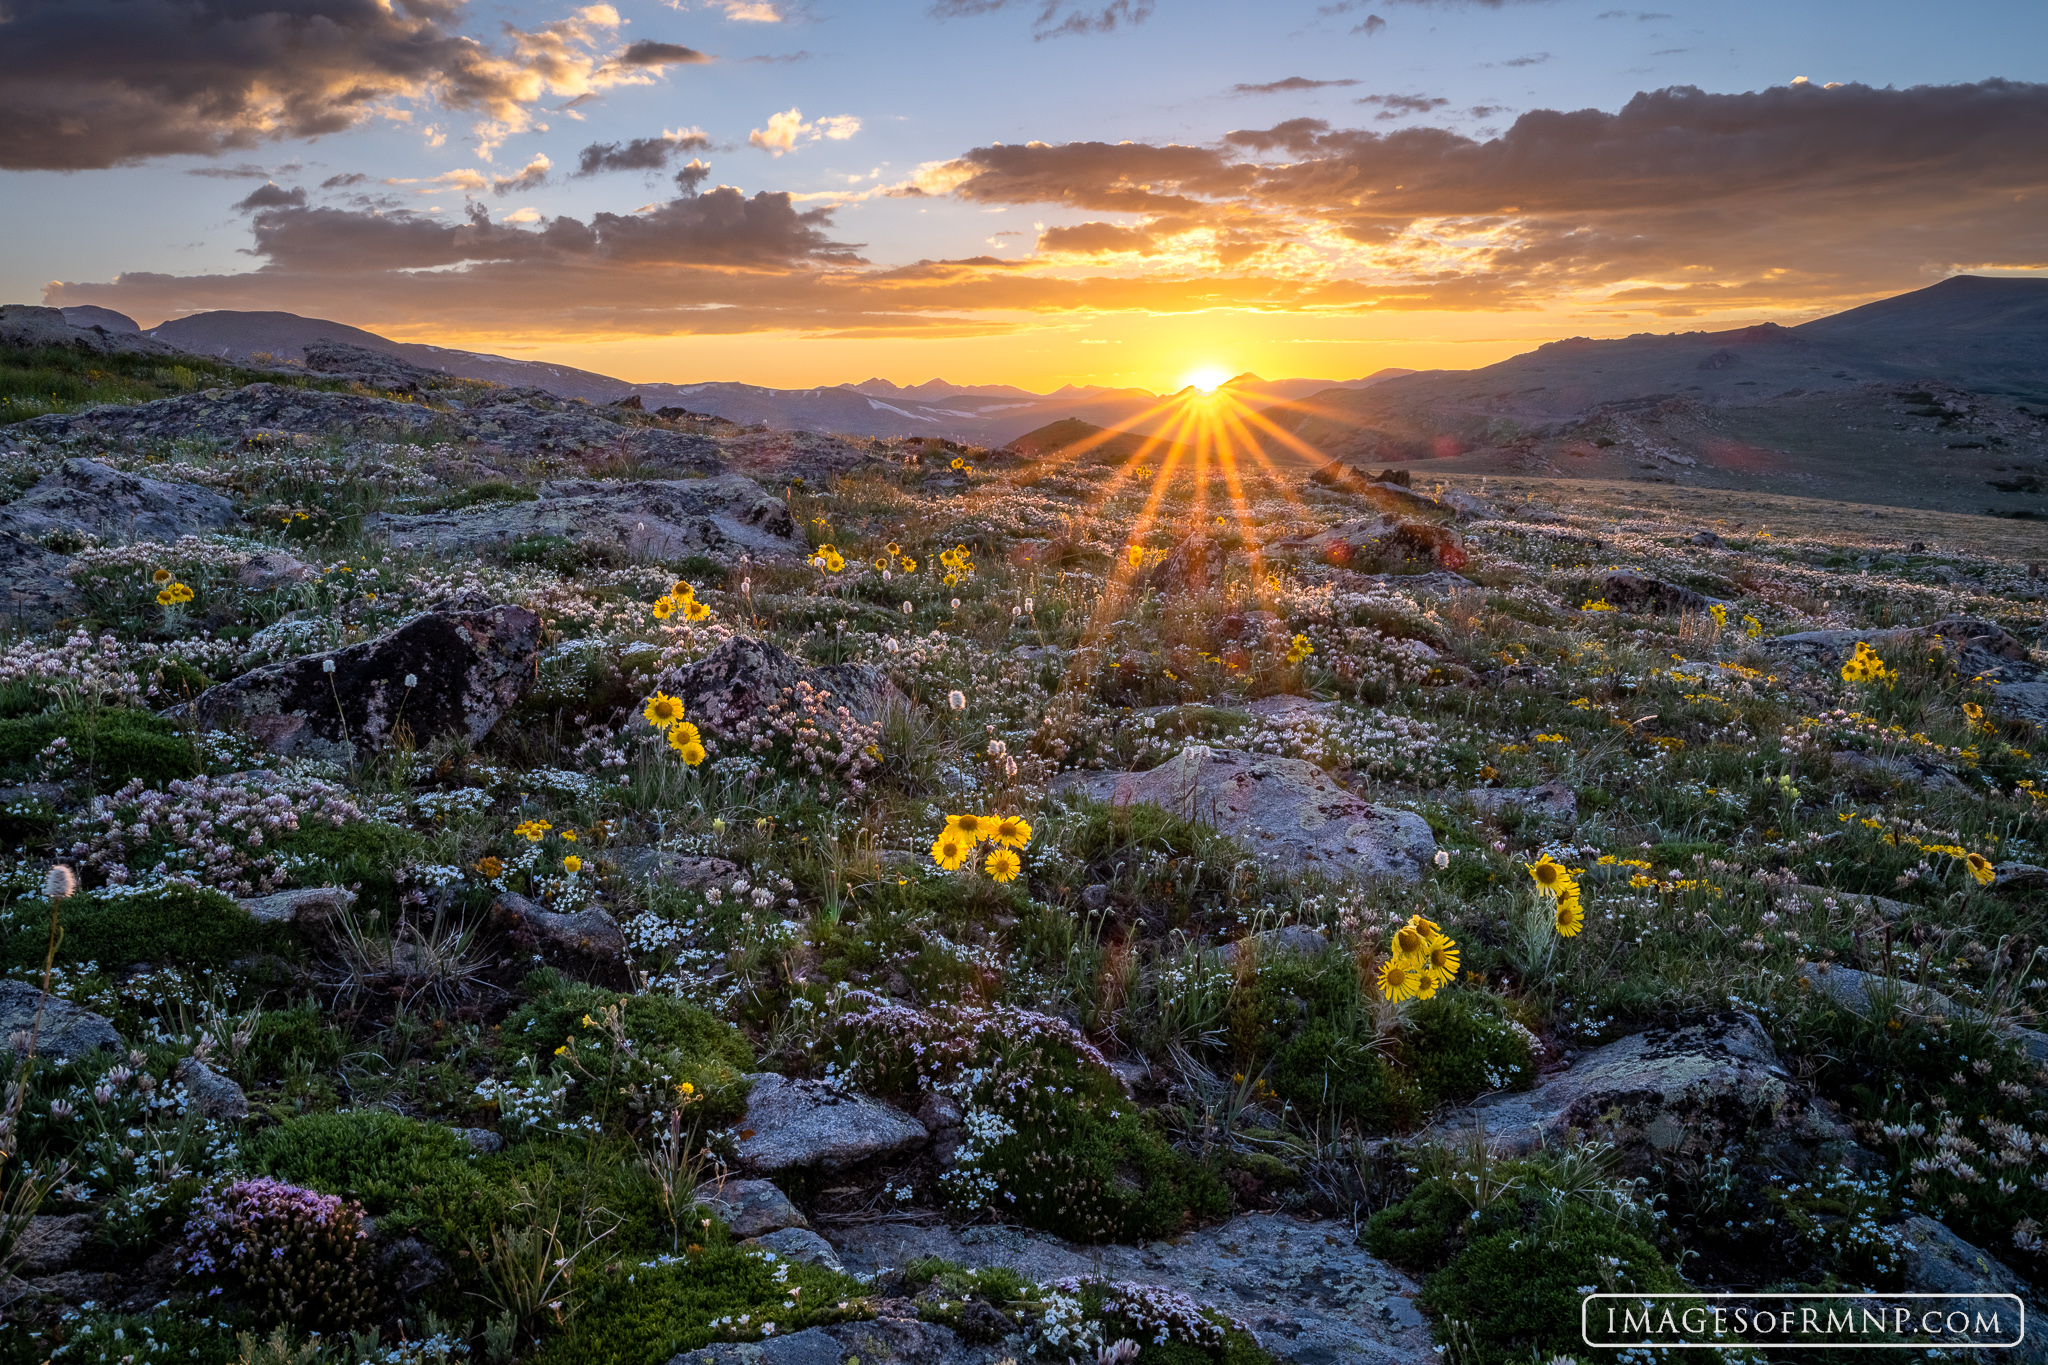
180 1176 377 1332
1405 989 1537 1108
247 1110 496 1252
1038 1276 1269 1364
0 883 288 969
0 705 196 788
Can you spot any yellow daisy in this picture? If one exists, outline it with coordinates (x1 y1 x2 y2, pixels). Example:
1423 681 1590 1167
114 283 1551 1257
674 740 707 767
1390 922 1429 965
931 833 970 871
642 692 686 729
946 813 994 844
1965 852 1995 886
666 720 703 752
1527 857 1570 895
990 815 1033 849
1423 933 1460 982
1554 894 1585 938
651 596 677 620
984 847 1022 882
1377 958 1424 1003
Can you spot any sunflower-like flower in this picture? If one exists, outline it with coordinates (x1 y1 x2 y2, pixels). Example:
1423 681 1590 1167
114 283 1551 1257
946 813 993 843
1390 921 1430 966
1965 852 1996 886
651 596 677 620
515 819 552 842
984 847 1022 882
1423 933 1460 984
990 815 1033 849
642 691 686 729
1127 545 1144 568
666 720 703 753
1554 891 1585 938
1526 856 1571 895
156 582 194 606
563 854 582 874
670 581 695 601
1378 958 1425 1002
151 568 173 584
931 831 970 871
684 599 712 622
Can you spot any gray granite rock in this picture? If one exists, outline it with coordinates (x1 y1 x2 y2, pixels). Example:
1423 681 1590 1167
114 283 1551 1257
1899 1215 2044 1364
366 474 795 562
493 892 627 962
1800 962 2048 1063
0 532 84 627
730 1074 926 1174
238 885 354 926
742 1227 843 1272
668 1315 978 1365
1053 746 1436 883
0 458 236 545
1465 780 1578 822
652 636 903 733
10 1213 93 1275
701 1176 808 1237
174 1056 248 1121
0 980 121 1063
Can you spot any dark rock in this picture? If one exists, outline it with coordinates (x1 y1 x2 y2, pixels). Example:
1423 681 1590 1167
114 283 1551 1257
174 1056 249 1121
0 304 185 358
914 1092 964 1134
701 1176 808 1237
1830 750 1967 793
366 474 797 562
236 549 314 591
182 604 540 763
1799 962 2048 1064
376 1236 452 1302
1214 925 1329 966
492 892 627 962
729 1073 927 1174
1899 1216 2044 1364
238 885 354 926
652 635 903 735
11 1213 93 1275
1141 532 1220 595
0 458 237 545
1691 530 1725 547
741 1226 844 1272
1376 520 1469 570
1465 780 1577 822
1600 571 1711 614
611 850 742 890
455 1127 504 1154
1437 489 1503 522
1080 883 1110 910
610 393 644 411
0 532 84 626
1996 862 2048 890
0 979 122 1063
1053 746 1436 883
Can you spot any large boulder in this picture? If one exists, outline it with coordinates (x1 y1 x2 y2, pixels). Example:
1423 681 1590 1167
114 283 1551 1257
1435 1012 1848 1168
1053 746 1437 883
0 304 184 357
0 980 122 1063
1141 532 1221 595
652 636 902 733
729 1073 927 1174
0 458 237 545
180 605 540 762
1599 571 1712 615
365 474 798 562
1762 618 2030 669
699 1175 808 1237
0 532 84 626
1899 1215 2044 1362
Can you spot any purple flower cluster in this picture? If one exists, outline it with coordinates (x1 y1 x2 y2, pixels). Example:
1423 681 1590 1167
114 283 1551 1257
1045 1276 1251 1349
833 993 1110 1094
181 1177 376 1331
68 773 359 895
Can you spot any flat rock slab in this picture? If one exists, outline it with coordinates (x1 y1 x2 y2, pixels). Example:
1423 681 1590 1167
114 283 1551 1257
184 605 539 763
702 1176 809 1237
1053 747 1437 883
1465 781 1577 822
0 532 84 627
742 1227 843 1272
668 1314 978 1365
494 892 627 962
366 474 797 562
239 885 354 926
1899 1215 2046 1365
1800 962 2048 1064
827 1212 1436 1365
0 458 237 545
1436 1012 1842 1167
0 980 122 1063
730 1074 926 1174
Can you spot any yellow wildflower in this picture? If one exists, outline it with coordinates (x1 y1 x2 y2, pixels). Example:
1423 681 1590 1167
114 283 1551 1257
1966 852 1995 886
931 832 970 871
946 813 993 843
990 815 1033 849
651 595 677 620
1554 893 1585 937
642 691 686 729
563 855 582 874
1377 958 1424 1003
515 820 551 842
984 847 1022 882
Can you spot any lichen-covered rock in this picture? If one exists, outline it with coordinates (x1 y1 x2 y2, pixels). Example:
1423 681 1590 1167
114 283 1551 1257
1465 780 1577 821
9 1213 94 1276
238 885 354 926
0 304 185 358
740 1227 843 1272
0 458 237 545
653 635 902 731
1053 746 1437 883
493 892 627 962
174 1056 249 1121
1762 617 2029 668
0 979 121 1063
181 605 540 762
729 1073 927 1174
701 1176 808 1237
1141 532 1220 594
1898 1216 2045 1364
0 531 84 626
611 850 743 890
1600 571 1712 614
365 474 797 562
1436 1012 1846 1167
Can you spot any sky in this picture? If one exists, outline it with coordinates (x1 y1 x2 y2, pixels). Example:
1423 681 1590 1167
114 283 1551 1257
4 0 2046 392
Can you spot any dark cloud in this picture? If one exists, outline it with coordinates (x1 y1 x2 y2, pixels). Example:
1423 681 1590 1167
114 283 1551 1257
1500 52 1552 66
940 140 1253 214
492 156 554 197
232 183 306 213
1356 93 1451 119
616 41 710 67
929 0 1156 38
1038 222 1159 254
575 132 714 177
674 160 712 196
320 173 370 190
1232 77 1362 96
186 161 299 180
0 0 682 171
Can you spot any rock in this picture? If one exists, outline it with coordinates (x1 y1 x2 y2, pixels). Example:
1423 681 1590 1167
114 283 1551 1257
376 1235 454 1301
1465 780 1577 822
716 427 880 484
1600 571 1711 615
181 604 540 763
1141 533 1221 594
0 979 122 1063
0 458 237 545
1799 962 2048 1064
1829 750 1967 793
729 1073 927 1174
1437 489 1503 522
612 849 742 890
1996 862 2048 890
238 885 354 926
492 892 627 962
1052 746 1437 883
10 1213 93 1275
1079 883 1111 910
1362 569 1477 599
1787 884 1917 921
701 1176 808 1237
1375 520 1469 570
914 1092 965 1134
1310 462 1448 518
1436 1012 1846 1168
827 1212 1436 1365
1691 530 1725 548
0 532 84 626
174 1056 249 1121
366 474 797 562
741 1227 844 1272
1763 617 2029 670
236 549 314 591
652 635 903 734
668 1315 979 1365
1971 661 2048 731
455 1127 504 1154
1268 514 1392 566
0 304 184 358
1215 925 1330 966
1898 1215 2044 1363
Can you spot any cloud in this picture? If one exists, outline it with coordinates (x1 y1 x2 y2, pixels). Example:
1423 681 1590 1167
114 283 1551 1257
1499 52 1552 66
717 1 786 18
493 155 554 196
48 80 2048 342
749 109 861 154
1355 93 1451 119
0 0 699 171
321 173 371 190
1231 77 1362 96
575 130 712 176
187 161 300 180
929 0 1156 39
675 159 713 195
232 183 307 213
616 40 711 66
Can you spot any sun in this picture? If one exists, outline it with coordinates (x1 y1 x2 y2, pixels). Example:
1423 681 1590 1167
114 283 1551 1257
1180 365 1232 395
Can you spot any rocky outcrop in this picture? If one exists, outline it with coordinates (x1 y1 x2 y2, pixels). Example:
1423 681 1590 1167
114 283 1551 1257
0 305 185 358
1141 532 1221 594
740 1227 843 1272
1799 962 2048 1063
181 605 540 762
729 1073 927 1174
1899 1215 2044 1363
611 850 742 890
0 459 237 545
668 1314 979 1365
1271 516 1468 571
367 474 796 562
1465 780 1577 822
1599 571 1713 615
1762 617 2029 668
700 1176 808 1237
652 636 902 733
0 980 122 1063
9 1213 94 1276
1435 1012 1848 1168
1053 746 1437 883
0 532 84 627
238 885 354 926
492 892 627 962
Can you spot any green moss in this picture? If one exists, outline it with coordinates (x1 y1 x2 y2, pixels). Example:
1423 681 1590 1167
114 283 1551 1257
0 706 196 788
974 1096 1230 1242
0 884 287 970
1405 990 1537 1108
504 971 755 1124
1271 1020 1414 1128
271 819 423 908
530 1248 866 1365
248 1110 497 1252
